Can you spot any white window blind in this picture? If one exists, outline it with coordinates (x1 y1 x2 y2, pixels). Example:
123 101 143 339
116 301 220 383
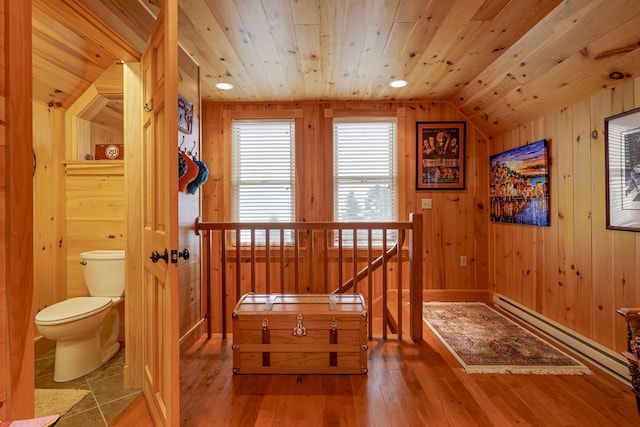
333 118 397 245
232 119 295 244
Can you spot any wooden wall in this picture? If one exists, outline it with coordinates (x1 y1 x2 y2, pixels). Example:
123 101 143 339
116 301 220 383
33 102 66 311
201 101 490 295
32 106 127 319
177 50 203 345
63 161 125 297
33 65 127 312
88 121 124 156
490 76 640 354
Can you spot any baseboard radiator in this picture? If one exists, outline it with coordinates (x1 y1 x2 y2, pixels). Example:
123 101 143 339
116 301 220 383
492 293 630 385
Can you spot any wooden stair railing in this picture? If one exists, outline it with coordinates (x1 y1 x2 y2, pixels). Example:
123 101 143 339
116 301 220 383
332 231 405 294
195 213 423 342
332 232 405 337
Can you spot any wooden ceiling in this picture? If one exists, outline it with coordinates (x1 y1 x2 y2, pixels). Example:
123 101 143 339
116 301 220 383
32 0 640 137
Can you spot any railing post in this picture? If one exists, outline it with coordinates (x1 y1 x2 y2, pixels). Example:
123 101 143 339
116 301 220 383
204 230 212 339
409 213 423 341
382 230 388 340
221 230 227 340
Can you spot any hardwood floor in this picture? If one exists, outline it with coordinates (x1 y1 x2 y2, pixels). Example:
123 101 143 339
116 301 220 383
114 324 638 426
109 394 154 427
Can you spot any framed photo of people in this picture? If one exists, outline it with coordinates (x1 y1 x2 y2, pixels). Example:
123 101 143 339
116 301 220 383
416 121 466 190
605 107 640 232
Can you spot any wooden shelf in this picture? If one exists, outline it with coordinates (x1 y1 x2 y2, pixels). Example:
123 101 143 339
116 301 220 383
64 160 124 176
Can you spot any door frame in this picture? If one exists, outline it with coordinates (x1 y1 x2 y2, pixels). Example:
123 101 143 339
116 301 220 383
2 0 35 419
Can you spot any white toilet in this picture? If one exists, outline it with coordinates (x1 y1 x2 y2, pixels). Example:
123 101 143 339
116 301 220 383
35 249 125 382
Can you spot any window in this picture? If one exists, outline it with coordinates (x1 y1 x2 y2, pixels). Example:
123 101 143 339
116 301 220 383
333 118 398 245
232 119 295 244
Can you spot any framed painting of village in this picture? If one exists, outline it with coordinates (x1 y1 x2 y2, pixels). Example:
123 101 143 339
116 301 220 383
416 121 466 190
605 107 640 232
489 139 550 226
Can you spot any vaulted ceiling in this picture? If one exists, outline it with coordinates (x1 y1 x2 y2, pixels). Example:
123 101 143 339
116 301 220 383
32 0 640 137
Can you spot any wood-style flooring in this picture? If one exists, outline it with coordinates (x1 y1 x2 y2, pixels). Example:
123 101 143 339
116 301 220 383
113 320 638 426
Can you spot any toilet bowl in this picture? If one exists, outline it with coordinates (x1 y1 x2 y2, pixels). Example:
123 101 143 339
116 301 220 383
35 250 125 382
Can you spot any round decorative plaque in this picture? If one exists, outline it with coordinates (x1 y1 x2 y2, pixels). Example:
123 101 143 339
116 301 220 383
104 144 120 160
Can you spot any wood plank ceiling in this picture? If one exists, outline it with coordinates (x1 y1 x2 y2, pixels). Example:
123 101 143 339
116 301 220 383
32 0 640 137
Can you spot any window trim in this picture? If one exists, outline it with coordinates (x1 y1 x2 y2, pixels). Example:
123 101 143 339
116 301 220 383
223 109 303 225
220 107 407 247
331 113 399 247
324 108 406 222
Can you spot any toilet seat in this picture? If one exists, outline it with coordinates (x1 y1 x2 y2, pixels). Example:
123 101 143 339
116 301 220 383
35 297 113 326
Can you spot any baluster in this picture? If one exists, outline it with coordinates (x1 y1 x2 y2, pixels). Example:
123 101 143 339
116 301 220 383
265 228 270 294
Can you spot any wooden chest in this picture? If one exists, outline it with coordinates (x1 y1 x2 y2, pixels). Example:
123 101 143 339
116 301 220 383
232 293 368 375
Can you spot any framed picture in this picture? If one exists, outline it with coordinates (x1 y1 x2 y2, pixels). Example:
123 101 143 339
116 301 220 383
489 139 550 226
178 94 193 134
416 121 466 190
605 107 640 231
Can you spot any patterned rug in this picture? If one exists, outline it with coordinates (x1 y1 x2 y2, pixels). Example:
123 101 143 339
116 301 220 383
422 302 591 374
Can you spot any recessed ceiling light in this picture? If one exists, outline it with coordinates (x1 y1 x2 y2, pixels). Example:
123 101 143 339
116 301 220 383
215 82 234 90
389 79 408 88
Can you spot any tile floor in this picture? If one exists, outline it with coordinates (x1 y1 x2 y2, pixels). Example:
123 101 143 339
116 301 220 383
35 346 141 426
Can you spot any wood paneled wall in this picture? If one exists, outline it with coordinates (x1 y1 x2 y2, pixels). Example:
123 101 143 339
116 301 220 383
33 103 127 313
201 101 490 293
63 161 125 298
122 61 142 387
490 77 640 354
177 51 202 344
33 102 66 312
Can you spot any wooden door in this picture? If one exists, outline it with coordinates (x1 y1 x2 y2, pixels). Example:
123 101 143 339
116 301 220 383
1 0 34 419
140 0 179 425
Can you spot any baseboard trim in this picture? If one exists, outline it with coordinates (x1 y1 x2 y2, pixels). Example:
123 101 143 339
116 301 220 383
179 318 207 354
492 293 630 385
34 335 55 358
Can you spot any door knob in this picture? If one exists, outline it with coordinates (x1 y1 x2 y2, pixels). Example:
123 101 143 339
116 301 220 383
171 248 190 263
150 248 168 264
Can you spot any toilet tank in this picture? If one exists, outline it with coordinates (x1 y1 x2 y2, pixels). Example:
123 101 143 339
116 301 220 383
80 250 125 297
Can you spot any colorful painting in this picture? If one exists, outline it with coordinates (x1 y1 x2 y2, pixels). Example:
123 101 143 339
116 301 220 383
490 140 550 226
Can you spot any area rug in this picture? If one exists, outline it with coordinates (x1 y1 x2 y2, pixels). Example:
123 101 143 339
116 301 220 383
34 388 90 418
422 302 591 374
